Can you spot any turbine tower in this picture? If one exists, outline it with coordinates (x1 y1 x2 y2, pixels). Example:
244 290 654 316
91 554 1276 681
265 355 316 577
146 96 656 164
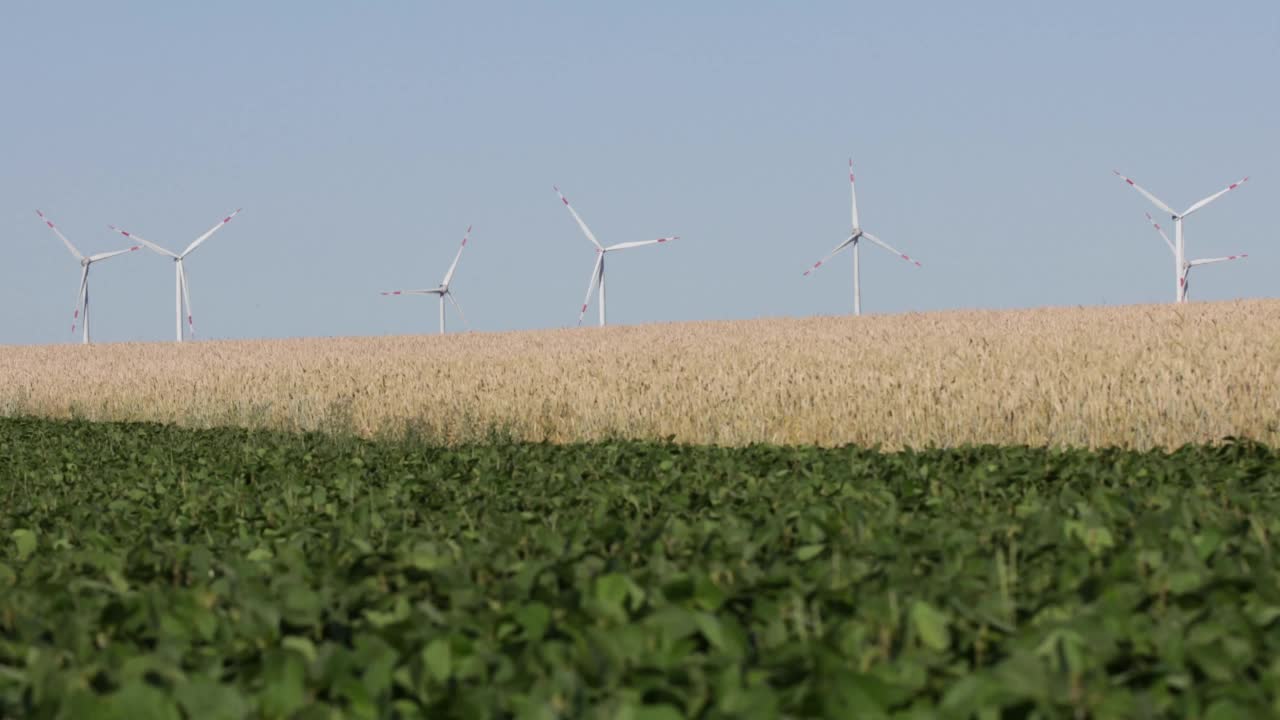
554 186 678 327
380 226 472 335
36 210 140 345
803 159 921 315
1113 171 1249 303
109 209 242 342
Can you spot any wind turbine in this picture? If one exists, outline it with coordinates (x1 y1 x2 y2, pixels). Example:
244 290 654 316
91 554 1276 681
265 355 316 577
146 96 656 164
1113 171 1249 303
108 209 242 342
554 186 678 327
35 210 140 345
803 159 921 315
380 226 472 335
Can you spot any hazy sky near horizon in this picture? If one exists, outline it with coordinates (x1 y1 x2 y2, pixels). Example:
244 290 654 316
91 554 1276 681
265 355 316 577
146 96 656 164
2 1 1277 345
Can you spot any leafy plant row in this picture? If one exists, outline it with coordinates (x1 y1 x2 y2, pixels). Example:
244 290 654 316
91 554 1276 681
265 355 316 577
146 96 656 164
2 418 1279 718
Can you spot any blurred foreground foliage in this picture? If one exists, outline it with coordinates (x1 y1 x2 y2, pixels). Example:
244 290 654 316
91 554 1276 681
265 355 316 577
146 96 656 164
2 417 1279 718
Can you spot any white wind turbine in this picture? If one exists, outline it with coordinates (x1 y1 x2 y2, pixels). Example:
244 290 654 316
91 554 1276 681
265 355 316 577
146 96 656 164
1113 171 1249 303
803 159 921 315
554 186 678 327
380 226 472 335
36 210 140 345
109 209 242 342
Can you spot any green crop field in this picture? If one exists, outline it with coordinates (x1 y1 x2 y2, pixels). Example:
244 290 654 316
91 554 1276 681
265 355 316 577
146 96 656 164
3 417 1280 718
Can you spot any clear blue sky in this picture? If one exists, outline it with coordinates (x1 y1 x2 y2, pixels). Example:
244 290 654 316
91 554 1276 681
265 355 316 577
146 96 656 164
2 1 1276 344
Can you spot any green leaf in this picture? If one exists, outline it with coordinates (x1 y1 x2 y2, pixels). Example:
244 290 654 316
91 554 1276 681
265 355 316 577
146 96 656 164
1205 699 1250 720
595 573 631 616
281 635 318 665
363 595 411 628
1168 570 1204 594
795 543 826 561
515 602 551 640
940 674 994 715
175 678 250 720
822 670 891 719
1083 526 1115 555
259 652 306 718
281 584 322 626
694 612 728 652
424 637 452 682
11 529 37 561
911 600 951 651
692 573 726 611
1193 530 1223 561
102 682 182 720
246 547 273 563
407 542 451 570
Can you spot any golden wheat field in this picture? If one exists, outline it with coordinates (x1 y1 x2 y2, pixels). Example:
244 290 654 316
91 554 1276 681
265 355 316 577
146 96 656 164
1 299 1277 448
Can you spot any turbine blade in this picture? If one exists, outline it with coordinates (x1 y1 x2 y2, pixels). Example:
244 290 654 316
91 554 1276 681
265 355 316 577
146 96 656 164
1143 212 1176 256
182 208 242 257
803 235 858 276
1183 177 1249 217
441 225 471 288
445 292 469 330
849 158 860 230
71 266 88 334
862 232 922 266
1113 171 1177 216
578 251 604 325
179 263 195 338
605 236 678 251
554 186 603 249
109 225 179 258
36 210 84 260
87 245 142 263
1188 253 1248 267
380 288 443 296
